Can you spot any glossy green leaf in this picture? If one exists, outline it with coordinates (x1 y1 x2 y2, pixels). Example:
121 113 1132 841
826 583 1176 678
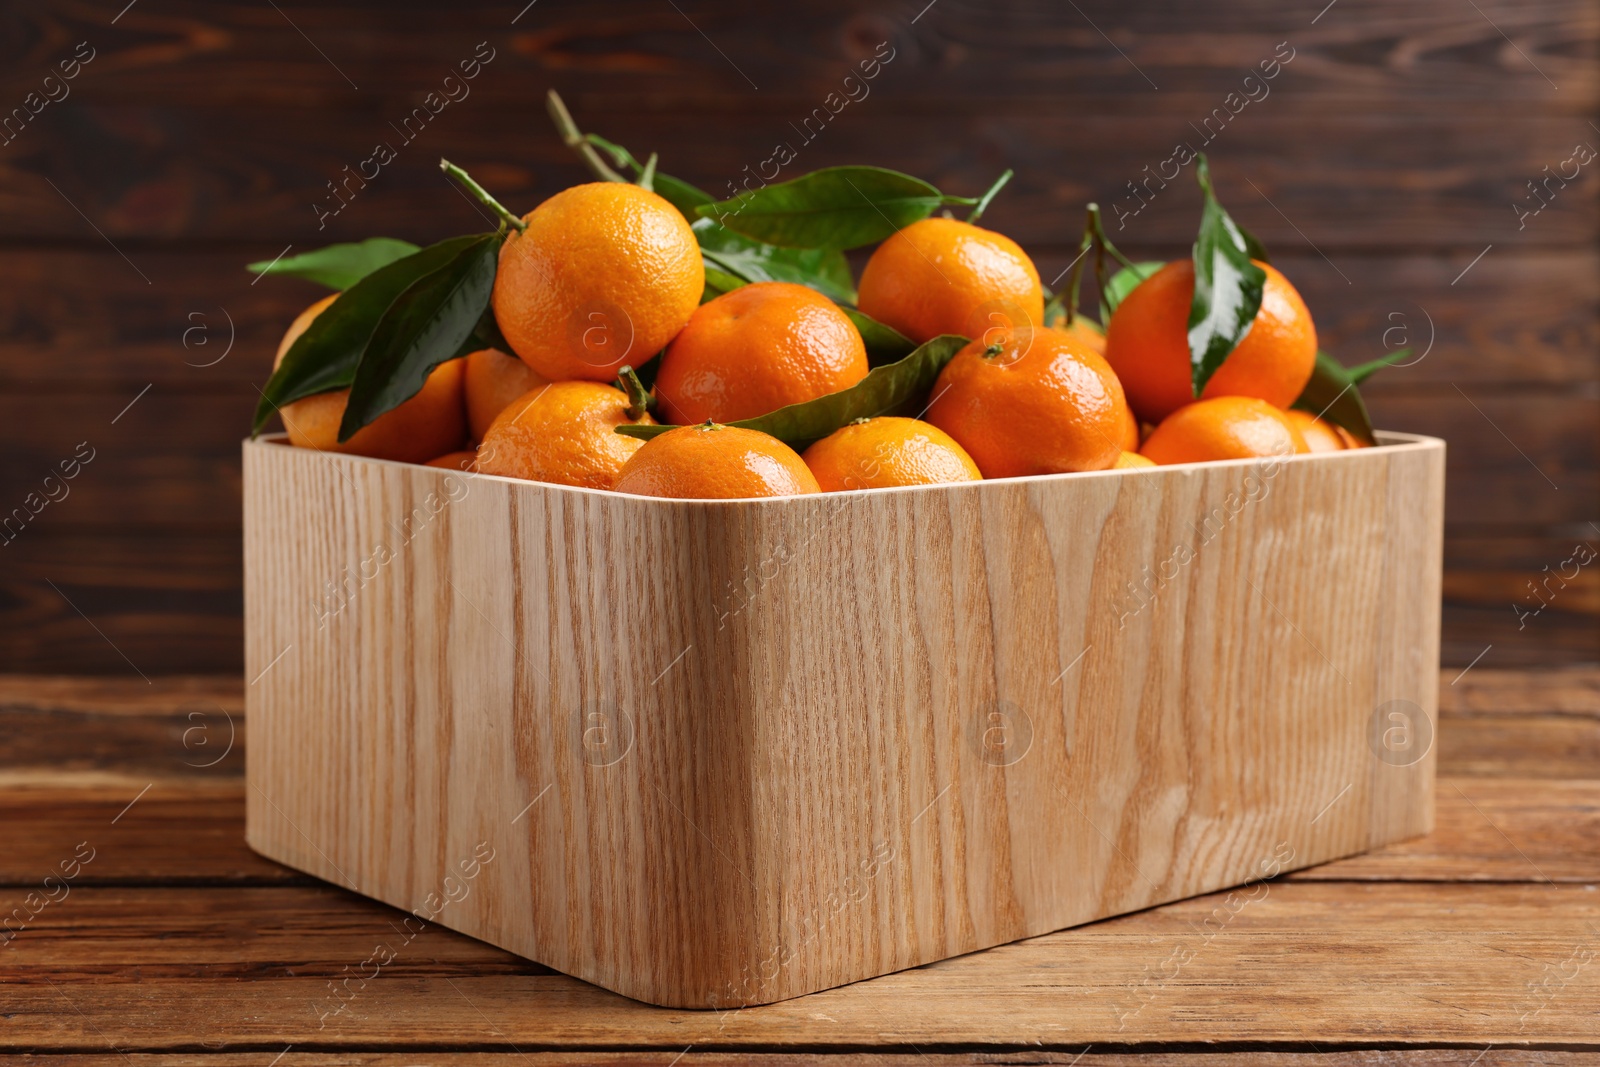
653 173 717 220
1290 348 1409 447
1347 348 1412 385
617 334 969 447
247 237 420 289
1099 260 1165 322
1187 155 1267 398
339 233 500 441
695 218 857 304
701 264 745 303
252 235 486 434
1239 225 1271 264
698 166 945 250
451 301 511 359
559 128 862 301
844 308 917 366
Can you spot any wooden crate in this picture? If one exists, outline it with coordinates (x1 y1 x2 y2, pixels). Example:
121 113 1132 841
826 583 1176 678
243 432 1444 1008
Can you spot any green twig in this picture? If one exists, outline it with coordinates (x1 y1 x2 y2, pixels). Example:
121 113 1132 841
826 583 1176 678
1088 203 1143 274
966 169 1013 224
617 365 653 420
439 159 525 232
1065 207 1098 326
638 152 658 193
545 89 629 183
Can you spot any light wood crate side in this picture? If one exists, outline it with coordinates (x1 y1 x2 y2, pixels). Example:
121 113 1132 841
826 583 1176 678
244 436 1444 1008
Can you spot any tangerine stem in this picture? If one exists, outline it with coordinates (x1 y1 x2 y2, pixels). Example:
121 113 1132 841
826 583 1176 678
1056 205 1098 327
638 152 659 193
617 365 652 421
965 169 1013 224
545 89 629 184
439 159 525 232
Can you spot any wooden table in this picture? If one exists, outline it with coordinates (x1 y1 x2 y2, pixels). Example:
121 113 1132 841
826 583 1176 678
3 670 1597 1064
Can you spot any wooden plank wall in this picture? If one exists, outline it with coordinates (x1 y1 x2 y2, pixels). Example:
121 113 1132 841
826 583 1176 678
0 0 1594 674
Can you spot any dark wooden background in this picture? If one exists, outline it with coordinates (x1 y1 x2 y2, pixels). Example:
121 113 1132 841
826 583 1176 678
0 0 1595 674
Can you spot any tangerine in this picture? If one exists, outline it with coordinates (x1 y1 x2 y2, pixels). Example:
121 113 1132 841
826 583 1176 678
653 282 868 425
464 347 546 442
273 295 466 463
613 423 820 499
1139 396 1310 465
492 182 702 382
857 217 1044 344
424 450 479 472
476 381 652 491
1283 409 1359 453
1104 259 1317 424
925 326 1127 478
801 417 981 492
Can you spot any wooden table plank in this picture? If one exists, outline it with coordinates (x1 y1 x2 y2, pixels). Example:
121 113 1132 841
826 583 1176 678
2 883 1595 1048
1290 777 1600 882
2 671 1595 1055
2 777 1594 887
5 670 1597 779
0 785 300 886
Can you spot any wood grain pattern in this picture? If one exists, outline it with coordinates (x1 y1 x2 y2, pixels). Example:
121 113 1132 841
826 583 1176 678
1 671 1594 1057
4 883 1596 1046
5 664 1591 886
8 110 1593 249
7 0 1596 108
0 1 1593 676
242 434 1444 1006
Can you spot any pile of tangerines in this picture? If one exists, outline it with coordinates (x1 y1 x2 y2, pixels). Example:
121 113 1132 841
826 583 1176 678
262 104 1374 501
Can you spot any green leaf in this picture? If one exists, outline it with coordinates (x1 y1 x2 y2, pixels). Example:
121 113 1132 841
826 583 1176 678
843 308 917 366
653 173 714 220
1100 260 1164 322
247 237 420 289
451 300 512 359
1187 155 1267 398
1239 225 1271 264
1290 349 1403 447
551 125 862 299
701 264 745 303
338 232 501 441
698 166 944 250
617 334 969 447
636 152 659 193
1347 347 1412 384
694 218 857 304
252 234 487 434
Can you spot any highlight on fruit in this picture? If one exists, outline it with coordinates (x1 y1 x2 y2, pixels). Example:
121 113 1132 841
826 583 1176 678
248 90 1411 500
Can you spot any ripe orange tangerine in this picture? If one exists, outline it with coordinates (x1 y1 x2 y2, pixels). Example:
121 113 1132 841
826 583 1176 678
857 217 1044 345
802 417 981 492
476 381 652 491
613 423 820 500
654 282 868 425
273 295 466 464
464 347 546 443
492 182 702 382
926 326 1127 478
425 450 479 472
1104 259 1318 424
1283 409 1358 453
1139 396 1310 466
